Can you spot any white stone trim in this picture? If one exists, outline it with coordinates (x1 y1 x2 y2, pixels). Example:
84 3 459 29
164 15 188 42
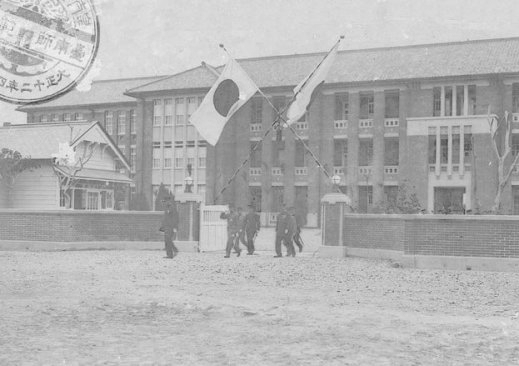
407 115 490 136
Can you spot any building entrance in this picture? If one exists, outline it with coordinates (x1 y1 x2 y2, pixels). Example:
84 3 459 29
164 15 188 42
434 187 465 214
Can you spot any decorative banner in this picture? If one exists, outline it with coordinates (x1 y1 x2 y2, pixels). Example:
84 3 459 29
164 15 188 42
0 0 99 104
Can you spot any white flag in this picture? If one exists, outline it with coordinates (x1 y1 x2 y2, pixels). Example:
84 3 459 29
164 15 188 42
286 41 340 125
189 58 259 145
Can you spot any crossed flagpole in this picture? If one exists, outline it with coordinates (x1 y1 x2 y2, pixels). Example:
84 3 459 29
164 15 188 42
210 37 345 204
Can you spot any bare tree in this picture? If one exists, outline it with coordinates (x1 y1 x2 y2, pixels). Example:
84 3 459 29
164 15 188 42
487 110 519 213
52 142 98 209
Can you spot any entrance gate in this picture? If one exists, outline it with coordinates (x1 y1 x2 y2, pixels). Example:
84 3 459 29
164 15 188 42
199 204 228 252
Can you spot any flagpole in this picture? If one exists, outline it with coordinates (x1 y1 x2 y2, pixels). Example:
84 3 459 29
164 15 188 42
213 39 344 203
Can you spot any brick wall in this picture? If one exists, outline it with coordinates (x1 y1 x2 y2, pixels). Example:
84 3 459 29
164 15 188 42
342 214 519 258
0 205 199 242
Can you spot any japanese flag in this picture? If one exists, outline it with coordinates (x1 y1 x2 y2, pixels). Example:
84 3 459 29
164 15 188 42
189 58 259 146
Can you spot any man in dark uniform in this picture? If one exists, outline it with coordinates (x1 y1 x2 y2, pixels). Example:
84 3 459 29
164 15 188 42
159 195 179 259
289 206 304 253
274 206 296 257
220 205 242 258
242 204 260 255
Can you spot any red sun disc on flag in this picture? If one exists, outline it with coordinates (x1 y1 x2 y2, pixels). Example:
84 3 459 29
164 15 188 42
213 79 240 117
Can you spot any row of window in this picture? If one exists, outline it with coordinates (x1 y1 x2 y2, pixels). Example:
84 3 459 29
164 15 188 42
427 126 473 165
152 97 202 126
249 137 400 169
104 110 136 135
39 112 83 123
248 85 481 125
118 146 137 171
152 156 206 169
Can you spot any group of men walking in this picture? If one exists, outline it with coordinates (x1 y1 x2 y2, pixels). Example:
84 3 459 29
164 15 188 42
220 204 303 258
159 196 304 258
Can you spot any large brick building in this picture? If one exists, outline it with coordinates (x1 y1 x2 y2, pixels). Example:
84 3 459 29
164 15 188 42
19 37 519 223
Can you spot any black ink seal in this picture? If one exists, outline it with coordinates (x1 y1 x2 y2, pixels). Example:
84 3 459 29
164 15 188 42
0 0 99 104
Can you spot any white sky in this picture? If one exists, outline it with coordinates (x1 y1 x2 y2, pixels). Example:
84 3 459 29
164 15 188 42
2 0 519 123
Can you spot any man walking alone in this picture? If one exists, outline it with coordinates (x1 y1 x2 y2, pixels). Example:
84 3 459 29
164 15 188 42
159 195 179 259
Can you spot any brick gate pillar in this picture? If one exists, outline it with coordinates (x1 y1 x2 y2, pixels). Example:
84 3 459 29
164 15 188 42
317 192 352 257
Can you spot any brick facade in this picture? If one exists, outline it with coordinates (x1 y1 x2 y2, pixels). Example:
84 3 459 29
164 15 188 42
343 214 519 258
0 202 199 242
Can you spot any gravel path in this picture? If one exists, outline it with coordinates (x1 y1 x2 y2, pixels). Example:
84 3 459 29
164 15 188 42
1 250 518 365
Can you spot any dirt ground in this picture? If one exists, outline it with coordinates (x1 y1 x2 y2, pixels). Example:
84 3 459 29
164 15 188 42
1 250 518 366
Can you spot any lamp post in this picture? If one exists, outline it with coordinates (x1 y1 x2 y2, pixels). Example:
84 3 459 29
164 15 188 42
184 175 193 193
331 174 341 192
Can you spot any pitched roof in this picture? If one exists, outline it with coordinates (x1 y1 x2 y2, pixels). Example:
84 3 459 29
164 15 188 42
0 122 129 169
18 75 166 111
127 37 519 94
0 122 92 159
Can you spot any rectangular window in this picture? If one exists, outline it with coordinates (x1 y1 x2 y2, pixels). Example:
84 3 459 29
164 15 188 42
333 139 347 167
187 97 197 121
433 87 441 117
384 138 399 166
464 130 473 159
251 97 263 124
444 86 453 117
164 98 173 125
452 127 460 164
513 135 519 157
130 146 136 172
104 111 113 134
74 112 83 121
360 92 374 119
130 109 136 134
272 137 283 168
358 139 373 166
152 146 160 169
175 98 185 125
51 114 59 122
271 186 284 212
117 111 126 135
468 85 476 115
198 157 206 168
153 99 162 126
456 86 465 116
164 141 172 168
440 128 448 164
295 140 307 167
334 93 349 120
428 134 436 164
385 90 399 118
250 141 262 168
384 186 399 206
272 96 286 123
39 115 48 123
175 157 184 168
63 113 71 122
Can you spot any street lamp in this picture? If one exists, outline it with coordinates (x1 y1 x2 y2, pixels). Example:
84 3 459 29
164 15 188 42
184 175 194 193
331 174 341 189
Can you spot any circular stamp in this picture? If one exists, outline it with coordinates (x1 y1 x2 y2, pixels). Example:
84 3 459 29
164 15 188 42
0 0 99 105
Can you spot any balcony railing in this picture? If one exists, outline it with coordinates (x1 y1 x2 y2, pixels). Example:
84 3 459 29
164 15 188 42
334 120 348 129
250 123 262 132
295 121 308 130
295 167 308 176
333 167 344 175
384 166 399 174
271 167 283 176
359 119 373 128
384 118 399 127
359 166 372 175
249 167 262 176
